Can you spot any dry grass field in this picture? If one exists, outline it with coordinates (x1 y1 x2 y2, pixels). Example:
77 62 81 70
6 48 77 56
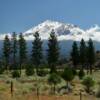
0 91 99 100
0 70 100 100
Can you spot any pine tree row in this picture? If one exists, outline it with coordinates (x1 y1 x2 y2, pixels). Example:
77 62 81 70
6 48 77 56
2 30 95 75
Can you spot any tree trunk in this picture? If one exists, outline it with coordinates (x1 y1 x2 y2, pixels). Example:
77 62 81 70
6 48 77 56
87 86 90 93
19 62 22 76
50 85 53 94
67 81 69 93
87 64 89 74
90 65 92 74
82 64 84 70
50 64 56 73
37 86 39 100
36 67 38 75
11 81 13 96
53 84 56 94
13 54 16 69
6 59 9 74
80 91 82 100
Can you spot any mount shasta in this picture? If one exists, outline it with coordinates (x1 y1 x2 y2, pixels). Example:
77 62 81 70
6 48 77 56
0 20 100 58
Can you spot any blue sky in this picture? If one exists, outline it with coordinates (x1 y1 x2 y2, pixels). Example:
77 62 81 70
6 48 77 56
0 0 100 33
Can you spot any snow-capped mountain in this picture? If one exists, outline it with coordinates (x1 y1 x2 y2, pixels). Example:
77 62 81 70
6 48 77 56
1 20 100 42
23 20 85 40
0 20 100 58
23 20 100 42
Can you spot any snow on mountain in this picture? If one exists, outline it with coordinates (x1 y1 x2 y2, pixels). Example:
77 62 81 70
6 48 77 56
23 20 100 42
1 20 100 42
0 20 100 57
23 20 85 40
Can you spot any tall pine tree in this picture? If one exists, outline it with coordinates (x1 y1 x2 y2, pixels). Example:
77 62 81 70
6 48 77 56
71 41 79 68
79 39 87 69
3 35 11 71
87 38 95 74
31 31 42 74
47 30 59 73
18 33 27 75
11 32 17 69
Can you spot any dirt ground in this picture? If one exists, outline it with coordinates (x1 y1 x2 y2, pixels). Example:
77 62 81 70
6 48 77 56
0 90 99 100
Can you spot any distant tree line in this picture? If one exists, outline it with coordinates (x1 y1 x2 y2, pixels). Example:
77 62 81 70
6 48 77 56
1 30 96 76
71 38 95 74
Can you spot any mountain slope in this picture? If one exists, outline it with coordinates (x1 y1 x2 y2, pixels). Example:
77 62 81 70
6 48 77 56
1 20 100 42
0 20 100 58
23 20 100 42
23 20 85 40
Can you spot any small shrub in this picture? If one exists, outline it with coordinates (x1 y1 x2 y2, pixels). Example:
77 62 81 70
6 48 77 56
96 89 100 98
96 82 100 98
37 69 48 77
48 73 61 94
48 73 61 85
62 67 75 93
12 70 20 78
78 69 85 79
72 68 77 76
25 65 34 76
6 80 11 84
0 66 4 74
62 67 75 82
82 76 95 93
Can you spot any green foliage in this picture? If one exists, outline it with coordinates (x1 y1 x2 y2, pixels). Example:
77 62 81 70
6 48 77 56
71 41 79 67
31 32 43 74
62 67 74 82
3 35 11 70
12 32 18 68
19 33 27 63
79 39 87 68
96 90 100 98
25 65 34 76
78 69 85 79
87 39 95 65
62 67 75 93
12 70 20 78
48 73 61 85
87 39 95 74
72 68 77 76
96 82 100 98
0 66 4 74
78 70 85 79
82 76 95 93
47 30 59 73
18 33 27 75
31 32 43 66
48 73 61 94
37 68 48 77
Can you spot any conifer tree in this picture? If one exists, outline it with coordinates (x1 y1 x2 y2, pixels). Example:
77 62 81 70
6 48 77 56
18 33 27 75
79 39 87 69
11 32 17 69
31 31 42 74
87 38 95 74
62 67 74 93
3 35 11 71
47 30 59 73
71 41 79 68
48 73 61 94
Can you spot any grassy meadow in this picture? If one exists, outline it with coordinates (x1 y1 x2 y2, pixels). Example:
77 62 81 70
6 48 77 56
0 69 100 100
